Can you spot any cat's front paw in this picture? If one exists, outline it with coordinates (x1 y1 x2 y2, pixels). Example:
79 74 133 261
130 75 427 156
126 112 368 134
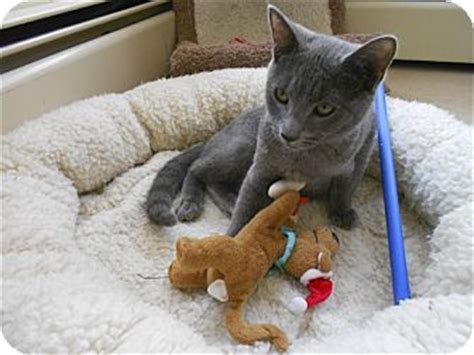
330 208 358 230
147 203 177 226
176 200 203 222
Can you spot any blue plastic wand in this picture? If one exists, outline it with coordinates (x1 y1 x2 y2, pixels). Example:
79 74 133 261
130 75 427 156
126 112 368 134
374 83 411 305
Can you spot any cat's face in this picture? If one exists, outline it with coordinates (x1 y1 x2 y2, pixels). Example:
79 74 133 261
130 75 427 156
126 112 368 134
265 6 397 148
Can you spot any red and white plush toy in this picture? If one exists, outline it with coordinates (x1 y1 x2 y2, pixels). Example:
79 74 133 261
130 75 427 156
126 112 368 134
207 179 338 317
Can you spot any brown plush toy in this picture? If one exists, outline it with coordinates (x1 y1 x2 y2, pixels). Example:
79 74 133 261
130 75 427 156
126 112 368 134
168 186 339 351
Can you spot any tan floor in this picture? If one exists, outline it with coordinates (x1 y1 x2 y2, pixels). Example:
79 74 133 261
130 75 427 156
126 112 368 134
385 62 473 125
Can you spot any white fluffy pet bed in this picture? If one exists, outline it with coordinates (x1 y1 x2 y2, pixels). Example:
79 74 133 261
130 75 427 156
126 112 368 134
1 68 472 353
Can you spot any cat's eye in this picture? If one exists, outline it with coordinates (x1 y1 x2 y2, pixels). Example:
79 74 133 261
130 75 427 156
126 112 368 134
274 88 289 104
315 103 335 116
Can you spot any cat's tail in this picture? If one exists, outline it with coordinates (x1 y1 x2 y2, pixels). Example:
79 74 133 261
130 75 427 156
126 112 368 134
146 143 204 226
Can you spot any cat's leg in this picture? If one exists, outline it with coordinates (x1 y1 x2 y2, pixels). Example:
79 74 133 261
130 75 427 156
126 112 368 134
328 174 359 229
177 153 249 222
227 164 279 236
146 143 204 226
176 162 207 222
176 118 258 222
207 183 239 218
301 179 331 201
329 127 375 230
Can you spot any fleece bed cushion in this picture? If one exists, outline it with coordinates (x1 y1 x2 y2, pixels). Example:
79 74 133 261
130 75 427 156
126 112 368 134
1 68 472 353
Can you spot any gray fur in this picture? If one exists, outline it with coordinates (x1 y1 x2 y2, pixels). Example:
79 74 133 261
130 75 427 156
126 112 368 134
146 143 204 226
146 6 397 235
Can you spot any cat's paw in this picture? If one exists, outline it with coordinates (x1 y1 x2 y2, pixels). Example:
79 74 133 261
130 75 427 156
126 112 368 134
147 204 177 226
330 208 358 230
176 200 203 222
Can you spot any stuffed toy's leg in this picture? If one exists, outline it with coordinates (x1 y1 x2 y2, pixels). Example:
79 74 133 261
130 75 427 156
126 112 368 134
226 299 288 351
243 190 300 233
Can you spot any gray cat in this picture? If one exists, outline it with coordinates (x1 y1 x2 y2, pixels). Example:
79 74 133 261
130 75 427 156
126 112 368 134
146 6 397 236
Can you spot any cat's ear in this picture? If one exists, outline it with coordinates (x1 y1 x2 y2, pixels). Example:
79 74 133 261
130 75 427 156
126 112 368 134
342 35 398 91
268 5 299 59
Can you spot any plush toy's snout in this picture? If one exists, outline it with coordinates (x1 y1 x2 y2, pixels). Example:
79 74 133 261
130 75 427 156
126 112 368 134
314 227 340 255
315 228 339 273
285 226 339 314
317 251 332 273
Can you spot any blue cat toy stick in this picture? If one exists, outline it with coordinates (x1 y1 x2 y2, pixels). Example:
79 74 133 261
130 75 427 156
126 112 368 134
374 84 411 305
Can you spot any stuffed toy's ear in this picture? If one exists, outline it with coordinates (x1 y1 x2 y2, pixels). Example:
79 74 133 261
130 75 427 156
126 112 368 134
207 279 228 302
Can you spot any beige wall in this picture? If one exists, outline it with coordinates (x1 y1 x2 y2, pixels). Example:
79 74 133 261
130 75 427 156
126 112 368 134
345 1 472 63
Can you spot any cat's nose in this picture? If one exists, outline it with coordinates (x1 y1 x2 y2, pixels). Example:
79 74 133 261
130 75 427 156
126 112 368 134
280 132 298 143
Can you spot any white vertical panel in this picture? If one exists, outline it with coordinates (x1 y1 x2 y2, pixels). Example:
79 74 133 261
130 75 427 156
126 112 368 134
1 11 175 133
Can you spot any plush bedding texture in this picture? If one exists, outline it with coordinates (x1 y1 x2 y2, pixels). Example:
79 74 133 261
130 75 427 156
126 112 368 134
1 68 472 353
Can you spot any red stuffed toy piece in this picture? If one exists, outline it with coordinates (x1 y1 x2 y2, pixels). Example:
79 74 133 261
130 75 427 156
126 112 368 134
288 268 334 314
306 278 334 306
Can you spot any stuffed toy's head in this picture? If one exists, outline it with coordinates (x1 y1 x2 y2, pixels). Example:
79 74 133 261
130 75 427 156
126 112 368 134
268 179 340 314
284 226 339 277
284 226 339 314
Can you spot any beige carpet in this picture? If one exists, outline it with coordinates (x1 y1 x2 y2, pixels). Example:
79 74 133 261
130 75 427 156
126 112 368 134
193 0 332 45
386 62 473 125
